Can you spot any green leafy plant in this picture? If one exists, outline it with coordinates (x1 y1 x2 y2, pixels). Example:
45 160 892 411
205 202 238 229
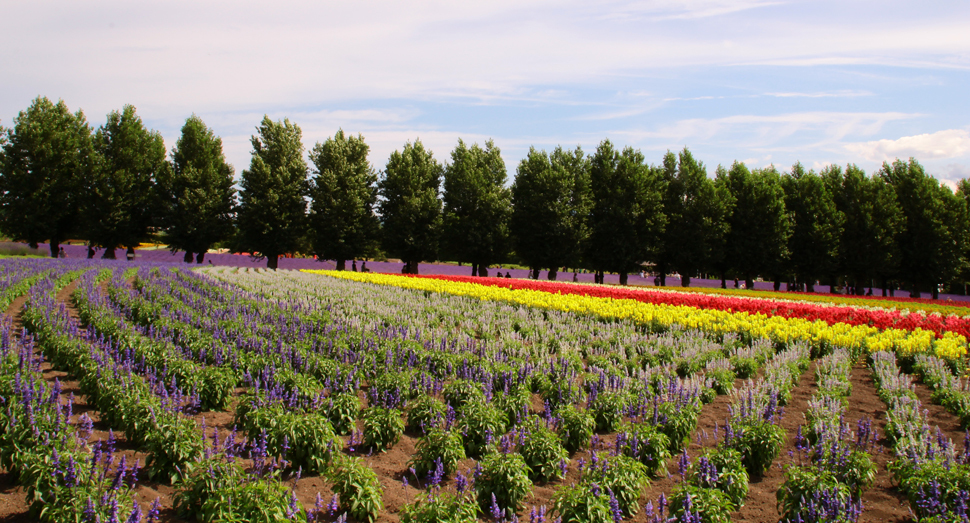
327 456 384 523
495 385 532 423
443 379 485 412
669 485 735 523
658 401 701 452
776 466 853 523
457 400 508 458
475 452 533 515
539 378 584 411
707 368 737 395
732 357 759 379
727 420 785 477
326 392 361 435
363 406 405 452
517 418 569 482
552 483 613 523
615 422 671 478
174 456 301 522
556 404 595 454
406 394 447 433
589 390 629 433
580 454 649 517
684 447 749 508
409 427 466 478
400 488 478 523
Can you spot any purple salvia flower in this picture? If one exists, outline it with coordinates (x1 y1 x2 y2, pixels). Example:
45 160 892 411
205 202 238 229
490 493 503 521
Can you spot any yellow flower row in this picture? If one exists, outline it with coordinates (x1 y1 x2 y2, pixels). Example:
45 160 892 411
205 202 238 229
303 270 969 362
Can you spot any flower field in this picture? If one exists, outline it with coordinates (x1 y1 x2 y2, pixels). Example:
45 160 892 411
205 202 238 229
0 258 968 523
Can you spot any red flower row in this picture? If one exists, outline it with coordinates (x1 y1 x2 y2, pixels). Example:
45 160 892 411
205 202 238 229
407 274 970 338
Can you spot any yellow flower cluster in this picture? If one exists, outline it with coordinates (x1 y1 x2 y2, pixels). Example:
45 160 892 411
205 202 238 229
304 270 969 362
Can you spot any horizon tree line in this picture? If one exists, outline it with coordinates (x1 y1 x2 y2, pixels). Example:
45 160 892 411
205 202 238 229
2 96 968 299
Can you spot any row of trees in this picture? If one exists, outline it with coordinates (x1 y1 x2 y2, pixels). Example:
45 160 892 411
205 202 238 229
1 97 968 298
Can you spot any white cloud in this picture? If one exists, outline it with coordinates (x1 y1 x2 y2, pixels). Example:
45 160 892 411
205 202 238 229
844 129 970 162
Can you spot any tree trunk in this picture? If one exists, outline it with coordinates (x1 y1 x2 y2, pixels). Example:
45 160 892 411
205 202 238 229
682 274 691 287
87 245 95 259
745 277 754 290
720 271 727 289
548 267 558 281
184 251 194 263
909 283 920 298
196 252 205 264
932 285 939 300
49 240 59 258
807 282 815 293
480 266 488 277
102 248 116 260
411 261 419 275
336 259 346 271
267 255 279 270
773 279 781 292
660 273 667 286
619 271 628 285
472 264 478 277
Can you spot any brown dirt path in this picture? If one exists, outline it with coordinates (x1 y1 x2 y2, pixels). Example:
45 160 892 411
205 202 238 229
844 362 910 523
730 362 817 523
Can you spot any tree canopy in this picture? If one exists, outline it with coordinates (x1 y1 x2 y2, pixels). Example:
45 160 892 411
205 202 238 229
723 162 790 289
158 115 236 263
378 139 443 274
85 105 169 258
0 97 94 257
511 146 590 280
586 140 665 285
235 116 309 269
782 163 842 292
308 130 380 270
441 139 511 277
657 148 730 287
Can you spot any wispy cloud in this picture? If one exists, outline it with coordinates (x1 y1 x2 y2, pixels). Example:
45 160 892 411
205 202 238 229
616 111 918 146
764 90 872 98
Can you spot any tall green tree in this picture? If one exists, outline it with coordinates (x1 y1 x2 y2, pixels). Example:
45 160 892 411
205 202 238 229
657 148 730 287
441 139 511 277
723 162 789 289
880 158 962 298
309 130 380 271
0 97 94 257
235 116 309 270
586 140 666 285
378 139 443 275
158 115 236 264
511 146 590 280
84 105 169 259
711 166 738 288
954 179 970 293
782 163 842 292
823 164 902 295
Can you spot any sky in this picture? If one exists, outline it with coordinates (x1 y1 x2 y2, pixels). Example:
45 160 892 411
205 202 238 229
3 0 969 186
